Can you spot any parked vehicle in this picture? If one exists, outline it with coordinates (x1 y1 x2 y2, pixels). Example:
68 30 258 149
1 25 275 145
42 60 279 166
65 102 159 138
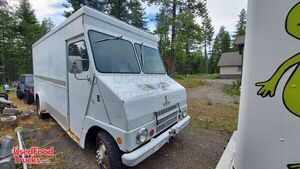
16 74 34 105
32 6 190 169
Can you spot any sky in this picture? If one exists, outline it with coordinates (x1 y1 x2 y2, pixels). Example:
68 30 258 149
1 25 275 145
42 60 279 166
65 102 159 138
10 0 248 34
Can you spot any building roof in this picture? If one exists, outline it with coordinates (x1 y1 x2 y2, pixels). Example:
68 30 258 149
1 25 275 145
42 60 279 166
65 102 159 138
234 35 245 45
217 52 242 67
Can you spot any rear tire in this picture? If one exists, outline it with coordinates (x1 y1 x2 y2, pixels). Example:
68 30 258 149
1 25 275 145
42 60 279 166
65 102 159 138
36 97 49 119
96 131 125 169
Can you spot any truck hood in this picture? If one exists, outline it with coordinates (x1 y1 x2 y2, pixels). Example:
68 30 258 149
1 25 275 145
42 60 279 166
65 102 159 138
97 74 187 130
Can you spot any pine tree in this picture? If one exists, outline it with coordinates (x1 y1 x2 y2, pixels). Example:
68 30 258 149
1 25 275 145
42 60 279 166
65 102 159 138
148 0 205 75
127 0 147 29
63 0 147 29
15 0 45 74
0 0 17 82
41 17 55 34
108 0 128 21
176 8 202 74
63 0 109 17
0 0 7 8
198 1 214 73
155 7 170 62
233 9 247 39
209 26 231 73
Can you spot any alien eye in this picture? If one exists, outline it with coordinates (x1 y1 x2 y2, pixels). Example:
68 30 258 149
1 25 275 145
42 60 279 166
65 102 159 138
298 23 300 26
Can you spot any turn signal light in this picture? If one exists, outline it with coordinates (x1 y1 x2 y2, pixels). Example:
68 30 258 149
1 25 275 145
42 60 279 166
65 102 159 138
149 129 154 137
117 136 122 144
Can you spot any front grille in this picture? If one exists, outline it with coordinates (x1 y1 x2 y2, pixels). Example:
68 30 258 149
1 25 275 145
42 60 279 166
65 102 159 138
157 115 177 132
154 104 179 133
155 105 177 117
157 111 178 125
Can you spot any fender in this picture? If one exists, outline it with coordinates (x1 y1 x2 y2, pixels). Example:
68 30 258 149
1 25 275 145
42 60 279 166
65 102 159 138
79 115 128 151
35 91 47 112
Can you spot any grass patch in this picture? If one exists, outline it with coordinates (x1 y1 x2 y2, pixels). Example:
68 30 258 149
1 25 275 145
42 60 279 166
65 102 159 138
193 73 220 79
223 79 241 96
175 78 204 88
174 73 205 88
223 86 240 96
188 99 238 133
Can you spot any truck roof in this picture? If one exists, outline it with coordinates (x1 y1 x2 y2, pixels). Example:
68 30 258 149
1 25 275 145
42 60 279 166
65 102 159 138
33 6 159 47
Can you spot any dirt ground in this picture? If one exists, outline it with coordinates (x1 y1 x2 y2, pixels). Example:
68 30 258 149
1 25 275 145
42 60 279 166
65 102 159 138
20 120 229 169
188 79 240 106
1 79 238 169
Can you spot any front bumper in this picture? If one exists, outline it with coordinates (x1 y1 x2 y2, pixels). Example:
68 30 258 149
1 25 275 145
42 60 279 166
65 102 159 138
121 115 190 167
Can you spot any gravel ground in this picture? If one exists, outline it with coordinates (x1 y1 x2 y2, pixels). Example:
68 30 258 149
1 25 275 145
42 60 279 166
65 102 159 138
26 124 229 169
188 79 240 106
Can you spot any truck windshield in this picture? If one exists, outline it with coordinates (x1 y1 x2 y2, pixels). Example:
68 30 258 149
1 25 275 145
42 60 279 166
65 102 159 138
134 44 166 74
89 30 140 73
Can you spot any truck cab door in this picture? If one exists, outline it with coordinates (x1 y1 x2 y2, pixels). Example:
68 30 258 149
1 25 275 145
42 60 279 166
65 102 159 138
67 37 91 138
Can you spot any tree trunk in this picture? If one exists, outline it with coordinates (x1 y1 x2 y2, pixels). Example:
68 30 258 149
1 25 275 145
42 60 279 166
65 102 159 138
204 37 208 73
169 0 177 76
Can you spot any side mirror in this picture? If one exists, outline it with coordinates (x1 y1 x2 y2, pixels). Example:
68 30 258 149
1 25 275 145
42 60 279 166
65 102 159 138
68 56 83 74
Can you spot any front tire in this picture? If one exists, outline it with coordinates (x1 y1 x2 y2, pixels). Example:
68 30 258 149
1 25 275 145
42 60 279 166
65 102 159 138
16 90 24 99
23 92 34 105
96 131 125 169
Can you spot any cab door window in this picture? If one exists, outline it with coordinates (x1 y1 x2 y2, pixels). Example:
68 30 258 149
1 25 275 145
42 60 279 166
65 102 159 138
68 40 89 71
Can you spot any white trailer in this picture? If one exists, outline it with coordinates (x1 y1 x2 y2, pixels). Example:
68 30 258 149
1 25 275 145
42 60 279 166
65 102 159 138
217 0 300 169
32 6 190 168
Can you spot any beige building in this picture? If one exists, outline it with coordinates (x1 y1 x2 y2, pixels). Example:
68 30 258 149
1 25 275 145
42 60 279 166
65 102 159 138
218 36 245 79
218 52 242 79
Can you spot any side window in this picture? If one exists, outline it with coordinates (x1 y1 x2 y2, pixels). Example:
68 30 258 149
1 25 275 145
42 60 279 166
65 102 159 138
68 40 89 71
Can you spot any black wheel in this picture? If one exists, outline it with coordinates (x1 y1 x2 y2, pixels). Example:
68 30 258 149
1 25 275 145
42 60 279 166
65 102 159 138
36 97 49 119
16 90 24 99
23 92 34 105
96 131 125 169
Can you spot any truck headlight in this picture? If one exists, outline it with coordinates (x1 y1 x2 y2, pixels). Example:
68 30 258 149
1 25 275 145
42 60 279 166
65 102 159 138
136 128 148 144
182 107 187 117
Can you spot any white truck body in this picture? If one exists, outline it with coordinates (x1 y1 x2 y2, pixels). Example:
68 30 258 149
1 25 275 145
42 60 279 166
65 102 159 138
32 6 190 167
217 0 300 169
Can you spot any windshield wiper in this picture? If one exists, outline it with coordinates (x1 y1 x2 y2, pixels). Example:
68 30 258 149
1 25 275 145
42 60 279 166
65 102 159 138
93 35 123 43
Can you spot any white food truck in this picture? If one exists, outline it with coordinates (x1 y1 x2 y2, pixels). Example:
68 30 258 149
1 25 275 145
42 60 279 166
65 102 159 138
32 6 190 169
217 0 300 169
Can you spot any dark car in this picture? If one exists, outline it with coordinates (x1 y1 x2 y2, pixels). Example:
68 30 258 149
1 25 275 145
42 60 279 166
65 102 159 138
16 74 34 105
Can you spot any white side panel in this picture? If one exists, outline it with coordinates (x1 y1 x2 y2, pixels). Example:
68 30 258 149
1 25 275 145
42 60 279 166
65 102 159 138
235 0 300 169
33 16 84 130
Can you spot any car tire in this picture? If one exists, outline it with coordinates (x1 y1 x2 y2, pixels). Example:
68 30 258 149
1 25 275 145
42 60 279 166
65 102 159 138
36 97 49 119
96 131 125 169
16 90 23 99
23 93 34 105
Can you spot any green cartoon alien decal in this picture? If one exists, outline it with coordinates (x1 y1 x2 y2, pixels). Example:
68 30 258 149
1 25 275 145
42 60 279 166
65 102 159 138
255 2 300 169
256 2 300 118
